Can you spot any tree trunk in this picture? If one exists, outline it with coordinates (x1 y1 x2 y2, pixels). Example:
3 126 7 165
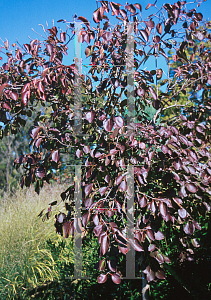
141 272 150 300
5 135 12 193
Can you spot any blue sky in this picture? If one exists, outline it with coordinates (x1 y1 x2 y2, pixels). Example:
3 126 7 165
0 0 210 80
0 0 210 50
0 1 210 128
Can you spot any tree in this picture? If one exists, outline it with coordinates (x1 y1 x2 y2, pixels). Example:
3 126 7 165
0 1 210 298
0 102 53 194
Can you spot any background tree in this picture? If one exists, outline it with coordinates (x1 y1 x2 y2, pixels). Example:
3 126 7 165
0 102 53 194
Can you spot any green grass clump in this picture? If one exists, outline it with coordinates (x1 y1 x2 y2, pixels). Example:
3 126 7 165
0 184 73 300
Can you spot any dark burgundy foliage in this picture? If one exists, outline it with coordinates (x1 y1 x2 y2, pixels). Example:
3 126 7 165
0 0 210 287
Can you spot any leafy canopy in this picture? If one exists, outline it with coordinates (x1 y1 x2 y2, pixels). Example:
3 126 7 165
0 0 210 285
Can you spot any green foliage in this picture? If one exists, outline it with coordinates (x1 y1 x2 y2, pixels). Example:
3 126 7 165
0 184 68 299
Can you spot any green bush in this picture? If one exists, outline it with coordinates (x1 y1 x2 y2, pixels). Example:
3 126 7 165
0 184 71 299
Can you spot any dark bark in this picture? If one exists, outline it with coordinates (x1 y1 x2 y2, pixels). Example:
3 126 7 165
141 272 150 300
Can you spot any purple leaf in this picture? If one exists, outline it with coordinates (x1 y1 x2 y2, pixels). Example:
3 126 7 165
148 244 156 252
102 31 113 42
85 111 95 123
153 100 160 109
113 116 124 127
110 2 120 16
108 260 117 272
174 159 182 170
52 150 59 163
156 269 165 279
184 222 195 235
196 125 204 133
38 81 45 93
115 201 122 213
94 225 103 236
35 138 42 148
126 4 136 14
149 86 157 100
60 32 66 42
180 114 187 121
139 142 146 149
93 8 103 23
22 91 30 105
137 194 147 208
156 23 162 34
2 102 11 110
111 273 121 284
77 16 90 28
147 269 155 282
82 212 90 227
110 149 118 155
133 239 144 252
144 19 155 29
99 187 108 196
76 149 83 158
85 183 93 196
192 238 200 248
83 145 90 154
188 166 196 175
178 208 187 219
57 213 66 223
186 183 197 193
119 179 127 192
10 91 18 101
161 145 168 154
36 167 45 178
105 175 110 183
119 9 127 19
159 202 167 217
63 221 72 238
93 213 99 226
179 185 188 198
107 210 114 217
116 175 124 185
101 234 109 255
105 156 111 166
203 202 210 212
134 3 142 11
154 231 164 240
95 152 103 158
155 252 164 264
163 255 171 263
145 3 152 10
170 126 179 135
195 31 204 41
30 127 40 139
151 200 156 213
137 88 145 97
97 273 107 284
179 135 189 145
85 197 93 209
0 83 8 95
140 29 149 42
85 46 92 57
46 44 53 55
192 220 201 230
146 229 155 240
173 172 180 181
103 119 113 132
118 244 127 254
101 1 109 13
173 197 182 206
